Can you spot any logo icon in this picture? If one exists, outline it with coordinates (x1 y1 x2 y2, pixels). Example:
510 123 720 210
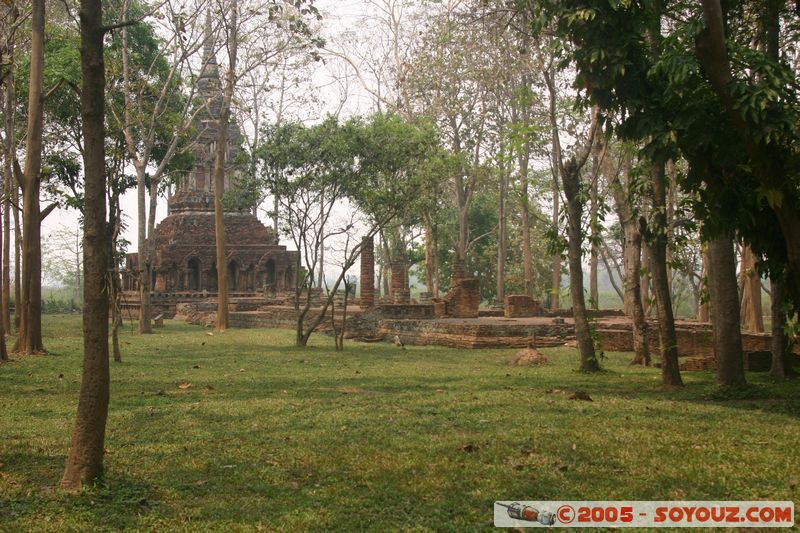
496 502 556 525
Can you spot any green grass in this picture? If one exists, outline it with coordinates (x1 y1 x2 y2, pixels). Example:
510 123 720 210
1 316 799 532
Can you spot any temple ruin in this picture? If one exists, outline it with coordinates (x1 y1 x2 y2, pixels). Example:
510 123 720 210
123 24 298 314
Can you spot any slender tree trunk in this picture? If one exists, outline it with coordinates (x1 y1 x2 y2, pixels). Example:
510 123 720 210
550 151 561 309
627 226 650 365
496 166 508 303
13 182 20 331
110 196 122 363
606 149 650 366
648 162 683 387
519 146 534 298
2 54 14 334
708 232 746 387
381 232 391 297
562 161 599 372
0 184 7 361
61 0 110 489
213 4 238 332
769 275 789 380
589 145 600 310
136 164 152 333
14 0 46 355
423 213 438 297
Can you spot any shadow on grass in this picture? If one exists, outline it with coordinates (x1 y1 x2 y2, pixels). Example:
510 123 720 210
0 450 164 530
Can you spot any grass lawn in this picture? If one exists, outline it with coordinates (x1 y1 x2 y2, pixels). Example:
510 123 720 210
1 315 798 532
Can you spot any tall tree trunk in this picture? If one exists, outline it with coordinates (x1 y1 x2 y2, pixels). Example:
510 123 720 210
518 136 534 298
563 161 599 372
13 182 20 331
0 178 7 361
648 162 683 387
213 3 238 332
14 0 46 355
708 232 746 387
589 144 600 310
549 134 561 309
606 149 650 366
2 47 14 335
423 213 438 297
496 165 508 303
739 245 764 332
769 274 789 380
61 0 109 489
380 231 391 297
110 195 122 363
135 164 152 333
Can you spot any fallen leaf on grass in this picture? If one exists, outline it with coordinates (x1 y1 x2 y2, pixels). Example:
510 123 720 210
177 382 192 389
155 389 167 396
192 364 201 369
205 332 213 336
461 443 478 453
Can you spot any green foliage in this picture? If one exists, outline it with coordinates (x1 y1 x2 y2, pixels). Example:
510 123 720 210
253 113 438 232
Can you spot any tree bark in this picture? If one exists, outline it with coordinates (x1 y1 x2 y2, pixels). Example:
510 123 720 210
708 232 746 387
0 174 7 361
212 3 238 332
563 160 599 372
14 0 46 355
769 275 789 380
648 162 683 387
589 144 600 309
606 149 650 366
496 164 508 303
134 162 153 332
62 0 110 489
518 128 534 298
549 109 561 310
423 213 439 297
2 39 14 334
13 180 20 331
739 245 764 332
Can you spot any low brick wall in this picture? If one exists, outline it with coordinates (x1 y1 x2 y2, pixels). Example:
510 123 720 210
377 304 435 319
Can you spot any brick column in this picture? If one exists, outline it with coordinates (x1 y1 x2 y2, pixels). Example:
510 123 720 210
360 237 375 308
451 258 467 284
391 259 410 304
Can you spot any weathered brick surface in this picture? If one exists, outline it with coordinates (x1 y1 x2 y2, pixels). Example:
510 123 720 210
444 278 480 318
504 295 543 318
376 304 435 319
360 237 375 308
391 260 410 304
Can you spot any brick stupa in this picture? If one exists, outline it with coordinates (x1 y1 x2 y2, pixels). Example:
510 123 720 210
124 20 297 296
